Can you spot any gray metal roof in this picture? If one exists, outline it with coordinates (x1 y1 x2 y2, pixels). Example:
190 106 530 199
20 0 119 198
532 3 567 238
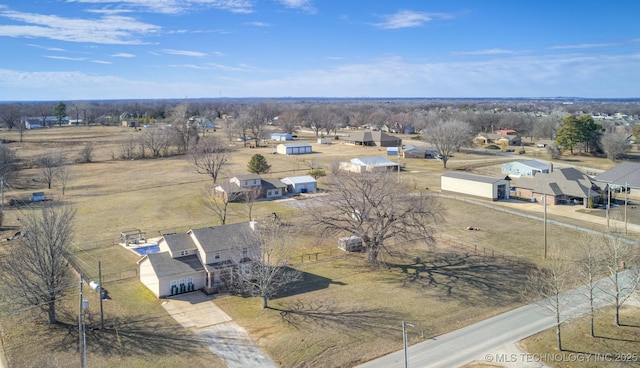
278 142 311 148
281 175 317 184
441 171 508 184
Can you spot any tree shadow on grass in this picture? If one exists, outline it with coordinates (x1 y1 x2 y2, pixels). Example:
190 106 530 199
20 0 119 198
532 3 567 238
268 299 398 334
274 270 347 299
51 309 206 358
388 250 535 306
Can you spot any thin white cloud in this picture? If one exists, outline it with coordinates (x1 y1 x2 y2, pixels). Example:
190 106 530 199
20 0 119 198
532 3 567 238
548 43 616 50
246 21 271 27
452 48 519 56
91 60 112 64
276 0 316 14
163 49 208 57
374 9 453 29
27 43 66 52
66 0 254 14
111 52 135 57
170 62 253 72
0 8 160 44
44 55 88 61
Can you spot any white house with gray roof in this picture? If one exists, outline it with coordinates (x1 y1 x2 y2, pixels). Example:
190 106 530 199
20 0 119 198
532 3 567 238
502 159 550 177
441 172 510 201
281 175 317 194
138 221 260 297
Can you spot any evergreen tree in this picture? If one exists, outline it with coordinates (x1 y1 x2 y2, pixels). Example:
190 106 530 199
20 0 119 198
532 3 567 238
53 102 67 126
247 154 271 174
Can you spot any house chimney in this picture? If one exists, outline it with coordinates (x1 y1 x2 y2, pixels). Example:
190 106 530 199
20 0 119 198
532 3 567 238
549 162 553 173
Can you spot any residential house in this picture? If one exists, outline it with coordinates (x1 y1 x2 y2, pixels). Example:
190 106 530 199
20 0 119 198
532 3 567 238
339 156 400 173
213 174 285 201
474 133 521 146
514 167 600 206
441 172 510 201
502 160 551 177
276 142 312 155
138 221 260 297
496 129 517 136
342 130 402 147
281 175 317 194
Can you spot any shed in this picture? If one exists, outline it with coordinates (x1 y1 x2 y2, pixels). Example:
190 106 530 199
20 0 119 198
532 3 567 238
338 236 363 252
281 175 317 194
271 132 292 141
386 147 399 156
277 142 312 155
441 172 510 201
317 137 333 144
31 192 45 202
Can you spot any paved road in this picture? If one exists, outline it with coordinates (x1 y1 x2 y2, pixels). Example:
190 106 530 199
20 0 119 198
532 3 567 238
357 272 636 368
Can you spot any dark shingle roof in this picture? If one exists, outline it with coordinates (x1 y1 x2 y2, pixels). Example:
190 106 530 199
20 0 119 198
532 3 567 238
516 167 599 197
144 253 204 278
261 178 286 189
161 233 196 254
594 162 640 188
189 222 258 253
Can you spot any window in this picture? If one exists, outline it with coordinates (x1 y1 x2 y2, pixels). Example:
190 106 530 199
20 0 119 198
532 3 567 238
214 251 221 260
242 247 248 256
180 250 189 256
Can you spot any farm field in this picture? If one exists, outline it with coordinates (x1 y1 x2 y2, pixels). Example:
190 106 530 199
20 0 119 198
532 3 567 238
0 125 637 367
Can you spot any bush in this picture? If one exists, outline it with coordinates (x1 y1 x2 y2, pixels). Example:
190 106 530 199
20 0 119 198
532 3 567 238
485 144 500 150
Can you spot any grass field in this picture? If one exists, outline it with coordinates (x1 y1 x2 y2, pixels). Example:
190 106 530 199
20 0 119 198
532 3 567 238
0 125 637 367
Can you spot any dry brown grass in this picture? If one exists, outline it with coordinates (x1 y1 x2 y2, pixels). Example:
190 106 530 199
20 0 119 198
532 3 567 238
0 126 629 367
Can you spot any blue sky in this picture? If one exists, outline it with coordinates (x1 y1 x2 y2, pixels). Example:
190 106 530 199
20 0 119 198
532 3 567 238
0 1 638 101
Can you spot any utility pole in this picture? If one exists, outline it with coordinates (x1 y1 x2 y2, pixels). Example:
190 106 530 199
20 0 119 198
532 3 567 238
402 321 415 368
625 181 628 235
607 185 611 229
99 261 104 329
543 195 547 259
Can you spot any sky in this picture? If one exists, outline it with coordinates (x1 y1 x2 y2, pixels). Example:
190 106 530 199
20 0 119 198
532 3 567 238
0 1 639 101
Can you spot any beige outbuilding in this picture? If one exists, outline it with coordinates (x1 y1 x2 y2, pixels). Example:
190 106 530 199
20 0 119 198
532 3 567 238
441 172 510 201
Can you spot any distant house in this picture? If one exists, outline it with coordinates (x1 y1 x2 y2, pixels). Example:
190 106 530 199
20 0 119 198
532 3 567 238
514 167 600 206
340 156 399 173
138 221 260 297
122 120 139 128
496 129 517 136
502 160 551 177
474 133 521 146
213 174 285 200
441 172 510 201
270 133 292 141
401 144 438 159
281 175 317 194
343 130 402 147
277 142 312 155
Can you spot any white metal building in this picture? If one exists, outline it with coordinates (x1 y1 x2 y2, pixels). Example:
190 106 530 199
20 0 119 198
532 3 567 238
441 172 510 201
276 142 312 155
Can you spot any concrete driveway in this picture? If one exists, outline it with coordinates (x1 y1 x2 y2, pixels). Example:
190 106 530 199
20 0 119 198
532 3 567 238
162 292 276 368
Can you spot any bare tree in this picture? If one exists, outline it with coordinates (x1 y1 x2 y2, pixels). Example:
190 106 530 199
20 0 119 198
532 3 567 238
599 234 640 326
0 103 22 131
168 102 199 154
56 165 71 196
601 131 631 161
422 120 473 169
139 128 171 158
225 222 302 309
1 204 76 324
189 136 232 185
523 251 571 351
576 234 604 337
244 186 262 221
37 150 64 189
206 190 240 225
309 172 442 266
77 142 94 163
277 108 301 134
119 137 138 160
